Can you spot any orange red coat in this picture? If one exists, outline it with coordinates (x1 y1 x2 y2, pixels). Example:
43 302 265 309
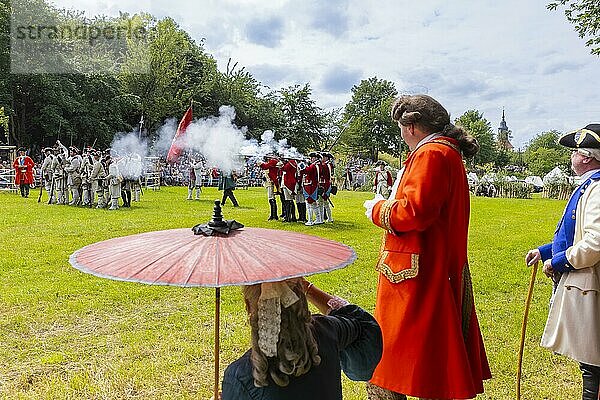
369 137 491 399
13 155 35 185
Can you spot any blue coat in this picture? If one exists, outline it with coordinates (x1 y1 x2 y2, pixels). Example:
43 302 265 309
539 171 600 272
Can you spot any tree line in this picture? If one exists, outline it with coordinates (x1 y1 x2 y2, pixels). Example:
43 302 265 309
0 0 594 177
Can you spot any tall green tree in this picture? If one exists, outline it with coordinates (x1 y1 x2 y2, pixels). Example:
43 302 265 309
524 130 571 176
455 110 497 166
209 59 283 139
341 77 398 160
277 83 325 153
0 0 10 139
120 16 218 134
548 0 600 55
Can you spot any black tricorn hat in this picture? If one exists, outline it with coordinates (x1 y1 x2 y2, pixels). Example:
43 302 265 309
559 124 600 149
17 147 26 153
308 151 320 158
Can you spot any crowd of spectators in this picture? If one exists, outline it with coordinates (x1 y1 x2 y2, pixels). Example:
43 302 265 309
155 157 266 188
340 155 374 190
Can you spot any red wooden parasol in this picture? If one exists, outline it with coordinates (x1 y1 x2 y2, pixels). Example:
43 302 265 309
69 224 356 398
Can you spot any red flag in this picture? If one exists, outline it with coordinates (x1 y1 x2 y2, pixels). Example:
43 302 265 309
166 106 193 164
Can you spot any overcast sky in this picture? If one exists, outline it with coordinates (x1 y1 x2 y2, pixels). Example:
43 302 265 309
49 0 600 147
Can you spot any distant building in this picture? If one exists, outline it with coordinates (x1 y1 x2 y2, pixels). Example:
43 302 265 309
497 109 514 151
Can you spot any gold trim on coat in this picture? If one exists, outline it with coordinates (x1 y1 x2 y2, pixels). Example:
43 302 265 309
461 264 474 345
375 251 419 283
378 199 396 234
375 233 420 283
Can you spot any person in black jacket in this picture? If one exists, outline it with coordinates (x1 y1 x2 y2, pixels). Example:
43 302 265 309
220 278 382 400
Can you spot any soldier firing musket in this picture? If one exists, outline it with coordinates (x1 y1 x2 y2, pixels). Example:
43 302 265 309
259 154 283 221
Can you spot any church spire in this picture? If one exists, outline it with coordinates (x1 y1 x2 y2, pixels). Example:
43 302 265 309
497 108 513 150
499 108 508 132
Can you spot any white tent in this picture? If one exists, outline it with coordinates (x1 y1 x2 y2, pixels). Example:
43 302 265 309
480 173 496 183
467 172 479 184
543 167 569 185
525 176 544 187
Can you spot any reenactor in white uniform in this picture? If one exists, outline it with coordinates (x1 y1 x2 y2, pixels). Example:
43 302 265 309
373 160 393 199
40 147 55 203
105 156 122 210
65 146 83 205
80 148 93 206
102 150 112 207
89 151 106 208
117 152 143 207
188 157 204 200
51 141 69 205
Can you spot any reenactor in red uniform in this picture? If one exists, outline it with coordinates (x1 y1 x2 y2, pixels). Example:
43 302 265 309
280 157 299 222
319 152 335 222
13 147 35 198
373 160 394 199
259 155 283 220
299 152 322 226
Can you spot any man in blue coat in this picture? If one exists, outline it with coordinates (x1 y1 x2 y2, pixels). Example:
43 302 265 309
526 124 600 400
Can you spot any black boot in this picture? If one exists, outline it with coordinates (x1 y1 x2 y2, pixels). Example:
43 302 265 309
284 200 296 222
279 193 286 218
581 363 600 400
20 185 26 197
289 200 297 222
268 199 278 220
24 184 30 197
297 202 307 222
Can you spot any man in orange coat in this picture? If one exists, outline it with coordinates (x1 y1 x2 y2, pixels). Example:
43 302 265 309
13 147 35 198
364 95 491 400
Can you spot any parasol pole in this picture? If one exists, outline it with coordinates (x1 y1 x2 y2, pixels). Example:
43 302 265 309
214 287 220 400
516 261 538 400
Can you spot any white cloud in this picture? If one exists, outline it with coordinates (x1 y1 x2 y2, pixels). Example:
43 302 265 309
48 0 600 147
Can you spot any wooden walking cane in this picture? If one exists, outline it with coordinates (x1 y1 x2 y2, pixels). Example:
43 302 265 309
516 261 539 400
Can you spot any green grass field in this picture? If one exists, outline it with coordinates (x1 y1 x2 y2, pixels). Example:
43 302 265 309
0 187 579 399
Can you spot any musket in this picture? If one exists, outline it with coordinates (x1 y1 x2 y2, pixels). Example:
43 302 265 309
327 116 354 152
37 173 44 203
47 176 55 205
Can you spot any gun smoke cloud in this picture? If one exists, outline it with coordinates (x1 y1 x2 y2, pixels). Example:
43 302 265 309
111 131 147 179
154 105 304 172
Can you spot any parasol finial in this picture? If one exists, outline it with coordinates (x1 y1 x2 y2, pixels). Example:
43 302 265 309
192 200 244 236
208 200 228 228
